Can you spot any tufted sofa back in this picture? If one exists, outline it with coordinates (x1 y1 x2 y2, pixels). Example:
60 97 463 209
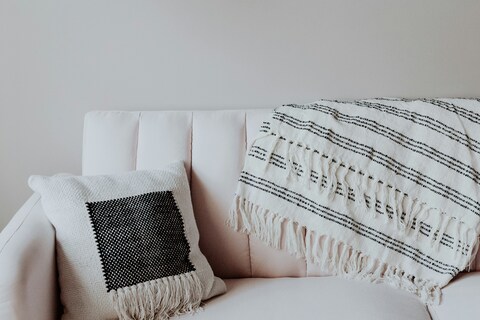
82 110 480 277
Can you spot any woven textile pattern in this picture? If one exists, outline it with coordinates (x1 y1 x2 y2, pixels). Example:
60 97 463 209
230 98 480 305
86 191 195 292
29 163 226 320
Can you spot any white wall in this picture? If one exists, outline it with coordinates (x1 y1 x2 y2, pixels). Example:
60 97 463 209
1 0 480 229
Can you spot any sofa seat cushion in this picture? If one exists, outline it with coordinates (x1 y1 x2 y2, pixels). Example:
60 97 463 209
428 272 480 320
176 277 431 320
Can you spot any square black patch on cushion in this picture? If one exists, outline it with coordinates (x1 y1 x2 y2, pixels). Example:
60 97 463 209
86 191 195 292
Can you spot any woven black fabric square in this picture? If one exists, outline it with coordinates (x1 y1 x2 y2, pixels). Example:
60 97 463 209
86 191 195 292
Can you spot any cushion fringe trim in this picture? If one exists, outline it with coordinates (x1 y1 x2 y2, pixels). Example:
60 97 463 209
110 271 203 320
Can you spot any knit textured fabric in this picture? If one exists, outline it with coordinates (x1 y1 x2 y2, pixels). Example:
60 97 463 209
29 162 226 320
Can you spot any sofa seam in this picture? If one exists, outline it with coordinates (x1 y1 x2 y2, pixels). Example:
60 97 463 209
133 112 141 170
189 112 193 183
81 113 89 174
0 196 41 255
244 111 253 277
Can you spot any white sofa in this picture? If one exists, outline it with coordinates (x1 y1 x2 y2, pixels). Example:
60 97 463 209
1 110 479 320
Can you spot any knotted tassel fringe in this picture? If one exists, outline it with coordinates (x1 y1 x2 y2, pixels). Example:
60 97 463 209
110 271 203 320
304 229 442 304
228 196 444 305
257 134 476 255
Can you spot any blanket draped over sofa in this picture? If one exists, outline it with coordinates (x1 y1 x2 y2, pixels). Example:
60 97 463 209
229 98 480 304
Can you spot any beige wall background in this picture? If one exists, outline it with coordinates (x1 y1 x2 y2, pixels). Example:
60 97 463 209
1 0 480 229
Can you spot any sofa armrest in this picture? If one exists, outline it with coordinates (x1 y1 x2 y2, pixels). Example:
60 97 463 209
0 194 58 320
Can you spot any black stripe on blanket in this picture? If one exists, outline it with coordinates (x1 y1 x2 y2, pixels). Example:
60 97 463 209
312 100 480 155
239 171 459 275
422 99 480 125
270 112 480 216
247 146 470 255
280 105 480 185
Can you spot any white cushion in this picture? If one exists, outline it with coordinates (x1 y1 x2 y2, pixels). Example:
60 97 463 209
428 272 480 320
176 277 431 320
29 162 226 320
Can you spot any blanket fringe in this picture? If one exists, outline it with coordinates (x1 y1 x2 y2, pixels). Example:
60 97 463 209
305 230 441 304
229 196 443 305
110 271 203 320
467 232 480 271
262 135 475 256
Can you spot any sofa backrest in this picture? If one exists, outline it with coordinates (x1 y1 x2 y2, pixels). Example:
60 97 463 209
82 110 480 277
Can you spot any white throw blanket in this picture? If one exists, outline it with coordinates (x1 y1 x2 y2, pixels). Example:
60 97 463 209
229 98 480 304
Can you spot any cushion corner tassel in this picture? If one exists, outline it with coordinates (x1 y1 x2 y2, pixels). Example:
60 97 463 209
110 271 203 320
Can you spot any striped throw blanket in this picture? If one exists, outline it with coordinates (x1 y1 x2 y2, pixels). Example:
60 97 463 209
229 98 480 304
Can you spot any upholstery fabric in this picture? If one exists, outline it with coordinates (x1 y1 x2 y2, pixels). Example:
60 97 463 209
428 272 480 320
175 277 431 320
0 194 57 320
29 162 225 320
